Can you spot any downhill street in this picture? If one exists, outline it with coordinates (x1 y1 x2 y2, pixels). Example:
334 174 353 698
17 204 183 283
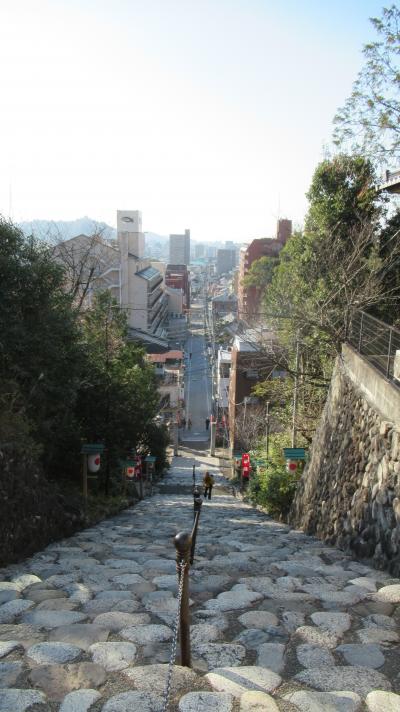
181 299 212 446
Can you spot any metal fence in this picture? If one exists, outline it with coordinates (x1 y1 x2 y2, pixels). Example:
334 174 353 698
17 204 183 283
348 310 400 385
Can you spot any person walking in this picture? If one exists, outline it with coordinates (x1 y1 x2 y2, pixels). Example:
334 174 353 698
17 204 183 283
203 471 214 500
205 417 210 431
188 417 192 430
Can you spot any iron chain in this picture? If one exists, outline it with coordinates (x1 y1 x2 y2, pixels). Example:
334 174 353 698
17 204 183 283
161 560 187 712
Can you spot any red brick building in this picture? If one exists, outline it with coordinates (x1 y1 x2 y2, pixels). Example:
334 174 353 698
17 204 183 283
238 219 292 320
165 264 190 310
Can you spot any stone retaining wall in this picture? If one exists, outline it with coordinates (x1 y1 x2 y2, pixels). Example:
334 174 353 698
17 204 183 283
290 345 400 575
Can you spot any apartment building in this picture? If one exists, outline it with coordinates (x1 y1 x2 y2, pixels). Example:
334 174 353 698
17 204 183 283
53 209 168 344
169 229 190 265
165 264 190 310
217 248 236 276
238 219 292 320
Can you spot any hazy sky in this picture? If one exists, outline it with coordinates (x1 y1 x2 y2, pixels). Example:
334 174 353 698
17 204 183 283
0 0 384 242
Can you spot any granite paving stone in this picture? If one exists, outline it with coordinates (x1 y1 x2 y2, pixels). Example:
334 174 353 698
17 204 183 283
0 660 24 687
283 690 362 711
22 609 87 628
92 611 146 631
48 624 110 650
239 691 280 711
89 641 137 671
102 691 163 712
179 691 234 711
336 643 385 668
193 643 246 669
296 643 335 668
295 665 391 698
28 661 107 700
0 599 35 624
205 666 281 697
0 689 47 711
59 688 102 712
27 641 83 664
120 623 171 644
365 690 400 711
0 641 22 658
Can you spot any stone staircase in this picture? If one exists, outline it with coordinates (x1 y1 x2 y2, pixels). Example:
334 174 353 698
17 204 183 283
0 452 400 711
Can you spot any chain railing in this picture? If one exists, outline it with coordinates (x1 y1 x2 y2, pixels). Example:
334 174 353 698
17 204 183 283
161 489 203 711
348 310 400 386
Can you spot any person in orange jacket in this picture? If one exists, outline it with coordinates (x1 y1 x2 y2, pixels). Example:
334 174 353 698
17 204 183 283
203 471 214 500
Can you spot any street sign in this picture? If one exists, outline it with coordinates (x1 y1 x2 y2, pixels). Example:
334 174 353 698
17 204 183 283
81 443 105 454
283 448 307 461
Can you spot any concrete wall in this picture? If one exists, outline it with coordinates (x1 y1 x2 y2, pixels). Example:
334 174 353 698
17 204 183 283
291 344 400 574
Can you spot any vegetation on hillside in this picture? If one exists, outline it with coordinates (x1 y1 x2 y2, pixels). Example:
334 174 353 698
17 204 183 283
0 219 168 562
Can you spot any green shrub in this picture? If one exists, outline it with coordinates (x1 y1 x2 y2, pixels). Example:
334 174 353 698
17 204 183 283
248 462 299 519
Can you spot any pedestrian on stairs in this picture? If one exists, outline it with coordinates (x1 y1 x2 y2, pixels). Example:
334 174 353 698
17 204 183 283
203 471 214 500
188 417 192 430
205 417 210 430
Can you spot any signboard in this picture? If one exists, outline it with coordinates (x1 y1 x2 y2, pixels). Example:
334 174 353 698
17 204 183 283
283 448 307 461
81 443 105 455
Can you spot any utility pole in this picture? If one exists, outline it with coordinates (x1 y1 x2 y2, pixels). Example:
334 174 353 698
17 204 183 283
292 335 300 448
210 418 216 457
265 400 270 460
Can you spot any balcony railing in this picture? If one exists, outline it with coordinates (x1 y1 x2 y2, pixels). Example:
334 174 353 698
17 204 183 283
347 310 400 386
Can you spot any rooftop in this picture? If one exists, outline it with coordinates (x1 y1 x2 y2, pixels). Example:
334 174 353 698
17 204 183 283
147 350 184 364
136 266 160 280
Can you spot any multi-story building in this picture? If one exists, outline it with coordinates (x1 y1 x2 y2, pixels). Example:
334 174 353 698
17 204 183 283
212 293 238 318
169 229 190 265
238 219 292 320
147 350 185 416
217 248 236 276
228 329 281 453
165 264 190 310
195 243 205 258
217 348 231 410
53 210 168 346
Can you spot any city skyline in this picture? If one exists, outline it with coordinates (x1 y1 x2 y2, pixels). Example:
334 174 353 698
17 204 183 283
0 0 384 242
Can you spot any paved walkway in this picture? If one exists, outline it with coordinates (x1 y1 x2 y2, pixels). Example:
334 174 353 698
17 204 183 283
1 454 400 711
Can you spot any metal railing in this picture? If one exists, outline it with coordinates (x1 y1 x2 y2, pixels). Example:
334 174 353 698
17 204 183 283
348 310 400 385
162 488 203 711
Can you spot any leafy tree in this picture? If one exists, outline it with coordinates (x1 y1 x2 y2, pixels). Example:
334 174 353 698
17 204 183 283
76 292 160 493
0 219 83 471
333 5 400 163
242 256 279 290
258 155 400 443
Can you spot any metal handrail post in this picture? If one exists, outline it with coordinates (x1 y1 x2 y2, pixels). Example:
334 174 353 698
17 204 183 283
387 327 393 378
192 464 195 491
174 531 192 668
191 489 202 564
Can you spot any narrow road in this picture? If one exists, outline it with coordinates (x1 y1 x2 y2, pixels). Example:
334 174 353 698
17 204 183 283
0 452 400 711
181 298 211 446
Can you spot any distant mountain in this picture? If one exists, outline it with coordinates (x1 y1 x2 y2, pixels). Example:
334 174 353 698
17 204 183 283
18 216 116 241
144 231 169 259
18 218 170 259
